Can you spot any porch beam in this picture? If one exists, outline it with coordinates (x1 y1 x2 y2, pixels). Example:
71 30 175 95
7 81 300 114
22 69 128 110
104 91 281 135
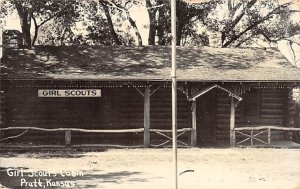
135 87 145 97
191 101 197 147
144 87 151 148
188 84 242 102
230 97 236 147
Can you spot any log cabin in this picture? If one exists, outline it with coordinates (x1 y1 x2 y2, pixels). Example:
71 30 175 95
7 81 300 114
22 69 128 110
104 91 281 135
0 30 300 148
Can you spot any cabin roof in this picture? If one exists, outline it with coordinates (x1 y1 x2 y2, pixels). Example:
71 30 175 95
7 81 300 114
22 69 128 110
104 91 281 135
1 46 300 82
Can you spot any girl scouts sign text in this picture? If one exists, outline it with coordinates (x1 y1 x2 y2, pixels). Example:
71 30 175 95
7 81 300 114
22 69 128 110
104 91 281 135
38 90 101 97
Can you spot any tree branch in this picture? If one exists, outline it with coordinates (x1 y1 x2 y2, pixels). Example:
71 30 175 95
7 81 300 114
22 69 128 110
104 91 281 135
223 1 297 47
225 0 257 33
31 15 39 46
103 0 142 46
37 11 60 27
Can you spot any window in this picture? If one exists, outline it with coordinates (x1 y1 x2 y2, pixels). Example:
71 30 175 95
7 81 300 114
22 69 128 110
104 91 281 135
242 89 261 117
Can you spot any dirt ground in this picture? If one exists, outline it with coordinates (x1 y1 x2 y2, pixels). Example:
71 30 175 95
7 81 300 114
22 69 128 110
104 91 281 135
0 148 300 189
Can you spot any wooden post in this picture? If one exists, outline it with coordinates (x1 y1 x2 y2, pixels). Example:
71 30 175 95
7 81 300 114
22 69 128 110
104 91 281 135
268 128 271 145
250 130 253 146
230 97 235 147
65 130 71 146
191 101 197 147
144 87 151 148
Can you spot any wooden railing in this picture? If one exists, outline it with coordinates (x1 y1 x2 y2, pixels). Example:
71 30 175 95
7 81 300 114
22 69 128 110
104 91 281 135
234 126 300 147
0 127 192 148
150 128 192 148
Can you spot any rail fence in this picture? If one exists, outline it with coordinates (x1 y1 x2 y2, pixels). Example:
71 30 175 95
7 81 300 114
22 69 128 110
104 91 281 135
0 127 192 148
234 126 300 147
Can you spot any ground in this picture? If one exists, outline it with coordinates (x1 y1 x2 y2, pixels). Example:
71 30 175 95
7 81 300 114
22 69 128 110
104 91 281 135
0 148 300 189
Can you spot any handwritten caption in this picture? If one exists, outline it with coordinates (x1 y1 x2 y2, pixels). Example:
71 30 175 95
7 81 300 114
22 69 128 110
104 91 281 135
6 168 84 188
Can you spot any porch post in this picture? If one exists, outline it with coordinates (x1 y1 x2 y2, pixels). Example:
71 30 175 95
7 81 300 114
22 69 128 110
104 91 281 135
191 101 197 147
230 97 236 147
144 87 151 148
65 130 71 146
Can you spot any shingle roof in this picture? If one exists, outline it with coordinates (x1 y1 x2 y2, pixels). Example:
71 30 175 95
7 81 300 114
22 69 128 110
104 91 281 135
1 46 300 82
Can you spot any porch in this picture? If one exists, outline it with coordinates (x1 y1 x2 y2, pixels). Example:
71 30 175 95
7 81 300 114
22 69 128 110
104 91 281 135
1 80 299 148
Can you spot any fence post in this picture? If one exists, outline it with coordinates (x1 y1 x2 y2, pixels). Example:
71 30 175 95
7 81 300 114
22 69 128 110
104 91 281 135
250 130 253 146
65 130 71 146
268 128 271 145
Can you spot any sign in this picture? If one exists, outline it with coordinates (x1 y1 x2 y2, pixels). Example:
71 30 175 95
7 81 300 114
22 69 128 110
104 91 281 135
38 89 101 97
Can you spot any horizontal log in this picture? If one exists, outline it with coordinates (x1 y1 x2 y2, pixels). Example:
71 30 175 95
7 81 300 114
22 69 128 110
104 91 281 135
217 107 231 112
261 103 284 109
261 109 284 115
0 127 145 133
261 115 285 119
151 105 188 109
234 126 300 131
6 118 113 123
217 114 241 118
72 144 144 148
0 144 145 149
151 114 189 118
151 107 188 111
261 90 285 95
240 119 284 125
152 96 187 101
217 103 230 106
150 128 192 133
151 120 189 124
262 99 285 104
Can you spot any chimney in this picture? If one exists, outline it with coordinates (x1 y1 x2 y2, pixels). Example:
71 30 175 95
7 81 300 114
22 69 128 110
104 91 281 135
1 30 23 62
2 30 23 49
209 32 223 48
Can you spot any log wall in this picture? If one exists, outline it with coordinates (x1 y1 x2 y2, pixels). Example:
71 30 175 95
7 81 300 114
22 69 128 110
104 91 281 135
0 85 190 144
216 88 288 142
151 87 190 129
1 82 295 145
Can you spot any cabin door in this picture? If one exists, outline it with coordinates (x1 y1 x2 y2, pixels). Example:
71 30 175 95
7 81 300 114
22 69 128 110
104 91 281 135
197 91 217 146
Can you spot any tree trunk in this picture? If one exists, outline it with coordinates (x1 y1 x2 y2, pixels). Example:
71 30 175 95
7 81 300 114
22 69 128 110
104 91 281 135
20 13 32 48
145 0 157 45
125 10 143 46
16 8 31 48
100 1 122 45
14 1 32 48
176 22 183 46
148 11 156 45
157 3 166 45
108 0 142 46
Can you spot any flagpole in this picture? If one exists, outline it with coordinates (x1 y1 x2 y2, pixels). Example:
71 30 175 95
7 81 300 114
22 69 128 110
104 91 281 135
170 0 178 189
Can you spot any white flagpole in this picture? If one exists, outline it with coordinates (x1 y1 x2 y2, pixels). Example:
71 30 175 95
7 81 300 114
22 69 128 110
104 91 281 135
170 0 178 189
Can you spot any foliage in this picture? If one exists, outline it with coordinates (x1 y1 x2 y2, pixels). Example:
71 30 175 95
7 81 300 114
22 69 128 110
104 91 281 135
84 0 137 45
1 0 81 48
145 0 215 45
1 0 299 48
204 0 300 47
